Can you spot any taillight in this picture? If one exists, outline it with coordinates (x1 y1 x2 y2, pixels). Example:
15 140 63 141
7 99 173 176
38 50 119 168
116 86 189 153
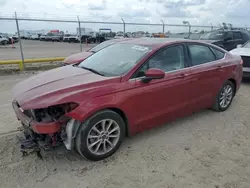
240 59 243 65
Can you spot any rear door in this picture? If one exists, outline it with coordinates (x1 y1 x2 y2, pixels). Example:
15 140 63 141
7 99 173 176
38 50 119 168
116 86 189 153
223 31 235 51
233 31 244 46
129 44 192 130
186 43 225 112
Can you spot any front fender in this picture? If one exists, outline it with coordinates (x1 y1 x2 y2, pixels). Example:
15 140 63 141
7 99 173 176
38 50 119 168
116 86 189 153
66 95 136 136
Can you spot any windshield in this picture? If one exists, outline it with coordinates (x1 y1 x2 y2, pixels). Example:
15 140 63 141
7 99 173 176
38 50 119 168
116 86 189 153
89 40 116 53
200 32 225 40
243 41 250 48
78 43 152 76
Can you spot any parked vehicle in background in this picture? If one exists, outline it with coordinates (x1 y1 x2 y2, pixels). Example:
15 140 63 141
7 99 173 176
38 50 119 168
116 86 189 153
0 35 8 45
68 35 79 43
46 33 61 42
11 35 19 43
152 33 167 38
114 32 124 39
62 38 133 65
30 34 40 40
39 35 46 41
6 36 14 44
11 35 18 42
199 29 250 51
63 34 70 42
12 38 242 161
230 41 250 78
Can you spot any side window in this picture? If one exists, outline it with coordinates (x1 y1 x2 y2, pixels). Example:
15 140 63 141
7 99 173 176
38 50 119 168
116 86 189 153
133 45 185 78
148 45 185 72
226 32 233 40
210 47 225 60
188 44 216 66
233 32 242 39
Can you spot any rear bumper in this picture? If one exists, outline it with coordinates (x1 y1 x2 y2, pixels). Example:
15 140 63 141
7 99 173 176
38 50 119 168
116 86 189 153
12 101 61 134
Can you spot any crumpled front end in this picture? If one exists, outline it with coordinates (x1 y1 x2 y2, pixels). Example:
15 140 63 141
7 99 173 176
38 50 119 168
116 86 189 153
12 100 78 134
12 100 80 158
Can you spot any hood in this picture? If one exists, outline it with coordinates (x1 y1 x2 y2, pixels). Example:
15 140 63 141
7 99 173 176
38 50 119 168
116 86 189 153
230 48 250 56
63 51 93 65
12 65 117 109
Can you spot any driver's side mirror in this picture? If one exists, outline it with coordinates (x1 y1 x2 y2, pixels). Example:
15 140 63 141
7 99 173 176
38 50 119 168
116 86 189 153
141 68 165 83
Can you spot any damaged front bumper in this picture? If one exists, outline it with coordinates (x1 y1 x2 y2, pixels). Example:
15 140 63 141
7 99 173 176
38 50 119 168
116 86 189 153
12 101 82 158
12 100 62 134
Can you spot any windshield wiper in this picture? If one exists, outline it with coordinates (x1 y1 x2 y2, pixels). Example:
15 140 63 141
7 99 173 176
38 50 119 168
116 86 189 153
80 66 104 76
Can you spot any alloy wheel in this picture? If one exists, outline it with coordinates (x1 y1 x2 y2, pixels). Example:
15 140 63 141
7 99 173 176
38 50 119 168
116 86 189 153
86 119 120 155
219 84 233 108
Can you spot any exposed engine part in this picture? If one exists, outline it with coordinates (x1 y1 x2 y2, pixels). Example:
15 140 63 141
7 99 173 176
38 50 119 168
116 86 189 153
24 103 78 123
18 126 64 159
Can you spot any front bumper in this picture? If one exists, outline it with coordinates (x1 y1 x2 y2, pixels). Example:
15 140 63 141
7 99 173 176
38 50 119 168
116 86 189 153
12 101 61 134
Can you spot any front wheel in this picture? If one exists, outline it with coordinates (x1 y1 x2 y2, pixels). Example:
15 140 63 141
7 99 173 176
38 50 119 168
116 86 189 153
212 80 235 112
75 110 125 161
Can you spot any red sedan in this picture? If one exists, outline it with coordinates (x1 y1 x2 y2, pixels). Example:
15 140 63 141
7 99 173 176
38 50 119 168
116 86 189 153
12 38 242 161
62 38 133 65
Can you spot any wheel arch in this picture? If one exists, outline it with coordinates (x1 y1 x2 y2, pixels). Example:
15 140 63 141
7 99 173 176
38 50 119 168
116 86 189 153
75 106 131 137
228 78 236 96
107 107 130 137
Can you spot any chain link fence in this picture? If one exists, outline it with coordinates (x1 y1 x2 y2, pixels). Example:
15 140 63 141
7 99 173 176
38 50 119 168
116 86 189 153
0 13 246 70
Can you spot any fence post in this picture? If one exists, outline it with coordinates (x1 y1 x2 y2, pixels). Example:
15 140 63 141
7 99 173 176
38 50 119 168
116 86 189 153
121 18 125 37
15 12 24 70
161 20 165 33
77 15 82 52
210 23 213 31
188 24 191 39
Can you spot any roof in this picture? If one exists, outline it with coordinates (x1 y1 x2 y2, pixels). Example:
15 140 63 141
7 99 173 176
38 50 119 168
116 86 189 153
211 29 248 33
119 38 190 49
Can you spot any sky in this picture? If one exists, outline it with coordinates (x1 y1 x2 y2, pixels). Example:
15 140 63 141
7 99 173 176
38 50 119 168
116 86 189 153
0 0 249 34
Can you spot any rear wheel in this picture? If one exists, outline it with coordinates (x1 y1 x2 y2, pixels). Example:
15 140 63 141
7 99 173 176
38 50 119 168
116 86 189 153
75 110 125 161
212 80 235 112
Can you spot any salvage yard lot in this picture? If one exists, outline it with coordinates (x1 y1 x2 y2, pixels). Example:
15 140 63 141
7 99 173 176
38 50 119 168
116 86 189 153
1 72 250 188
0 40 96 60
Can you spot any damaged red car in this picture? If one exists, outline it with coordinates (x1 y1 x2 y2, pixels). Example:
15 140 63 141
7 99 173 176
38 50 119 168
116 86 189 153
12 38 242 161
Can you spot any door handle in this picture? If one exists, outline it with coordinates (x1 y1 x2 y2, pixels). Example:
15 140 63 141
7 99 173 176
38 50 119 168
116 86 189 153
216 65 224 71
177 73 189 78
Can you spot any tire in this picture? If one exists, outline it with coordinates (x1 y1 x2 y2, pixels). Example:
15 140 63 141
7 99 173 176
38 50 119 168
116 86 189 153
212 80 235 112
75 110 125 161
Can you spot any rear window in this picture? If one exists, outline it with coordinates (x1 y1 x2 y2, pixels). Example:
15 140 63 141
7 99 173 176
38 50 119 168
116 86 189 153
199 31 225 40
210 47 225 60
233 32 242 39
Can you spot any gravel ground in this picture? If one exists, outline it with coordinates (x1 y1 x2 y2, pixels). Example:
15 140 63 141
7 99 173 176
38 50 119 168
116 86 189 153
1 72 250 188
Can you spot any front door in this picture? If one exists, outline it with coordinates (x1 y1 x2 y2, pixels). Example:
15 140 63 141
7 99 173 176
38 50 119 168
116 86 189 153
128 44 192 131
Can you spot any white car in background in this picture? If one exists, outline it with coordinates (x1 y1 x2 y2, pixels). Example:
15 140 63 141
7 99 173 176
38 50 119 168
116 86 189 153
0 35 8 45
230 41 250 78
